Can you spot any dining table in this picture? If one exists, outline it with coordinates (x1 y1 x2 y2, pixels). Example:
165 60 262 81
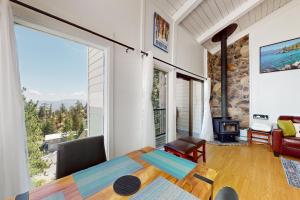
10 146 218 200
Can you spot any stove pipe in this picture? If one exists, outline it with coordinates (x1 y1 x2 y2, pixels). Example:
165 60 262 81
212 23 238 119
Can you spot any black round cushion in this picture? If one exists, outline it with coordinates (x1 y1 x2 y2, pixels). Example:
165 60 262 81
113 175 141 196
215 186 239 200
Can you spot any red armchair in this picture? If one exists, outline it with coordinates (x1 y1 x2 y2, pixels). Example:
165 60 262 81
272 116 300 158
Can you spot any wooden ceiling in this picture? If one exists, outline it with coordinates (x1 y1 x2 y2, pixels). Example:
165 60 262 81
153 0 292 53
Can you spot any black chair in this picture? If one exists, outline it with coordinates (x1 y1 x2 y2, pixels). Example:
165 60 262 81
56 135 107 179
215 187 239 200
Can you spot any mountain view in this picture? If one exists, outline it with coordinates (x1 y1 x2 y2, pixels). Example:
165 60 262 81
38 99 87 111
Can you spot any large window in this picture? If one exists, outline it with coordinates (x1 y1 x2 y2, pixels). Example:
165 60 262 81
15 24 105 187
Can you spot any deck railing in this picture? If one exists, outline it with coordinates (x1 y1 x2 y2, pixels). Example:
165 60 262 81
153 108 166 148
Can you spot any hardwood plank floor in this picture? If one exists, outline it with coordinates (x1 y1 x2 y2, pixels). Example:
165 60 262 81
202 144 300 200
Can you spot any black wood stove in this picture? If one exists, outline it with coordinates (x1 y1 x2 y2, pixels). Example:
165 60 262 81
211 24 240 142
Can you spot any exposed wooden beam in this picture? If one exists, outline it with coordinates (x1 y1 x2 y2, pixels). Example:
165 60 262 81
173 0 204 24
196 0 264 44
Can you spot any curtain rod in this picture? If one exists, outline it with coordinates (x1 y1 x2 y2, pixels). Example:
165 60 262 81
10 0 207 80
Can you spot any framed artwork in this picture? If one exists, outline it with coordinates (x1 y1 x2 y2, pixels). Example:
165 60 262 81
260 37 300 73
153 12 170 52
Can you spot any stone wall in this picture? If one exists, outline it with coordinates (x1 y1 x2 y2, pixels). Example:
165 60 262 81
208 35 249 128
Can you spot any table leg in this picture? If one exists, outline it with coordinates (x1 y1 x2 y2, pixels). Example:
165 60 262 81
247 129 252 145
203 143 206 163
192 149 198 163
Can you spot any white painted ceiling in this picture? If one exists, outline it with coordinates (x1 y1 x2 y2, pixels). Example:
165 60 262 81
154 0 292 53
154 0 190 16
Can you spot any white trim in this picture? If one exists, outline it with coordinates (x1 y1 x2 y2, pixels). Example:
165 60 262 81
173 0 204 24
167 70 177 142
175 69 206 81
14 18 108 51
196 0 263 44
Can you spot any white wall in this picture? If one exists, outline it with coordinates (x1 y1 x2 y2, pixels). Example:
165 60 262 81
12 0 205 157
144 0 174 62
249 0 300 124
175 26 205 76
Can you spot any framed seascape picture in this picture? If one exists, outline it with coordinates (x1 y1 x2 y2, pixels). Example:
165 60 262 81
153 12 170 52
260 37 300 73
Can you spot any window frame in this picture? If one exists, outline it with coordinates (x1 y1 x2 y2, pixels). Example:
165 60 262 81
14 19 114 159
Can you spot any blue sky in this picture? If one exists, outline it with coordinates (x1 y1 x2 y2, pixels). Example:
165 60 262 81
15 25 88 101
261 38 300 52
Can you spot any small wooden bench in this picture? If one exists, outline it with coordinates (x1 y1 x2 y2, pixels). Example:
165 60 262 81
179 136 206 162
164 137 206 163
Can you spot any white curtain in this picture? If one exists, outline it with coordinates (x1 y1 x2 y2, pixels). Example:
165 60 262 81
141 51 155 147
0 0 29 198
200 78 214 141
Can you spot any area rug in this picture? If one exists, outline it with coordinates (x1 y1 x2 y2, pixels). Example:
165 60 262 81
281 157 300 188
207 140 248 146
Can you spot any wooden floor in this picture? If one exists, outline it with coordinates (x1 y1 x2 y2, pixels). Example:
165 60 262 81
202 144 300 200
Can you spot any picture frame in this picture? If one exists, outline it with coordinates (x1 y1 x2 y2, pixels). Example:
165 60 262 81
153 12 170 53
260 37 300 73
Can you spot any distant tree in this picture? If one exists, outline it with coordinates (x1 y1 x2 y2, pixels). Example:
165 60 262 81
63 116 72 132
60 104 67 113
24 100 48 176
70 101 84 132
42 117 56 135
71 111 81 132
48 105 53 118
152 69 160 108
38 103 47 119
151 70 161 135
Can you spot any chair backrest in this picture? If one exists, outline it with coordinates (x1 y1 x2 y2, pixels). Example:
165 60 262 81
56 135 107 179
278 116 300 123
215 186 238 200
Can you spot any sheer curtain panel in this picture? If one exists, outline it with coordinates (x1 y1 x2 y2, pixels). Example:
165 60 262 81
200 78 214 141
0 0 29 198
141 51 155 147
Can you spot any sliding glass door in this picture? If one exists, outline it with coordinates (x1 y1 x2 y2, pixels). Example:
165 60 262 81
176 73 204 138
152 69 167 148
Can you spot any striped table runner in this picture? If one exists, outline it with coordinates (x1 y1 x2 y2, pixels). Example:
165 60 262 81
130 176 198 200
72 155 143 198
141 150 196 180
42 191 64 200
